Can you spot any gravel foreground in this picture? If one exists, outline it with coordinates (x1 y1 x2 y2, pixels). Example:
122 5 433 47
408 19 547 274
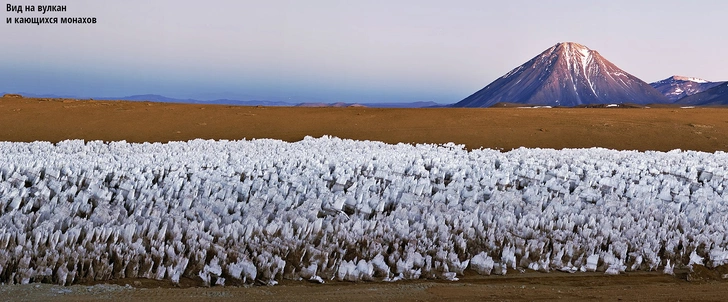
2 271 728 302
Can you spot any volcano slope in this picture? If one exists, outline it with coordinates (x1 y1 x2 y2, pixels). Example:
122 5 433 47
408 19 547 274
454 42 670 107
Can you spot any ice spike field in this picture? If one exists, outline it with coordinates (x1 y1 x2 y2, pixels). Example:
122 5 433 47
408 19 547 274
1 136 728 286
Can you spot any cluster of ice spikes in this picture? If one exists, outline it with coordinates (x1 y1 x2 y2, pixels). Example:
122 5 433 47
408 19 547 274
1 136 727 285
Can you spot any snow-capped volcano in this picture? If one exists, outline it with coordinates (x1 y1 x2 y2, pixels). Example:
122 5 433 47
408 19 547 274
650 75 726 102
454 42 670 107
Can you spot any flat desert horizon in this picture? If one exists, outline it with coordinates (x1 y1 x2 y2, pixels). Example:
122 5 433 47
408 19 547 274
2 95 728 302
2 95 728 152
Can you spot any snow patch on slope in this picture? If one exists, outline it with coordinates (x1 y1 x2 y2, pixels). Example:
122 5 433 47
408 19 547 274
672 76 708 83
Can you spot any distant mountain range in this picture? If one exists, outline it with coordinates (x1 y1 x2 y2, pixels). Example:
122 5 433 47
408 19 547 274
649 76 726 102
113 94 294 106
1 93 442 108
296 101 440 108
454 42 726 107
676 82 728 106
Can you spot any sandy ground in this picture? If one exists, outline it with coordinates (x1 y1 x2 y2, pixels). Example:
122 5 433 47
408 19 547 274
2 271 728 301
1 96 728 152
2 95 728 301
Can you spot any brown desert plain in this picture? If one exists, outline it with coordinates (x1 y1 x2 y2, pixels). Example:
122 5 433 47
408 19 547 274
2 95 728 301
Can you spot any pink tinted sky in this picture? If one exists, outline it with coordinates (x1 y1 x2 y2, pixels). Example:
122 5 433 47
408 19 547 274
2 0 726 103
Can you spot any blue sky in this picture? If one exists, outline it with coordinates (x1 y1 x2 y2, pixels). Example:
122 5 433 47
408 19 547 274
2 0 727 103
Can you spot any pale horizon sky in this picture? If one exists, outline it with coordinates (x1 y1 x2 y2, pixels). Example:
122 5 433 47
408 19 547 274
2 0 727 103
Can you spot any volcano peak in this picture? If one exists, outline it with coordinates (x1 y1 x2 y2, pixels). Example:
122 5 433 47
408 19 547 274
454 43 669 107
